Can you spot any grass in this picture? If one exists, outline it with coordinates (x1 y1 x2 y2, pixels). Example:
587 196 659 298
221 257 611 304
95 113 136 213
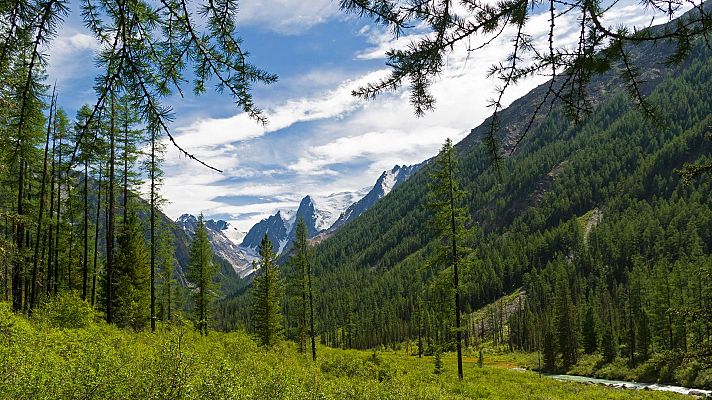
0 299 693 400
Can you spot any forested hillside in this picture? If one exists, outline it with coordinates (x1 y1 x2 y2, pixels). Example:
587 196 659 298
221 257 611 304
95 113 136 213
221 33 712 387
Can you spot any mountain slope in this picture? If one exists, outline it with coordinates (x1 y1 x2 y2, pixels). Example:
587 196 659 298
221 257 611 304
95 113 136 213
219 13 712 359
177 214 258 279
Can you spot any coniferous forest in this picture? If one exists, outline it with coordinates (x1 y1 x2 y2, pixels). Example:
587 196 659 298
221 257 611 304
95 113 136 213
1 0 712 398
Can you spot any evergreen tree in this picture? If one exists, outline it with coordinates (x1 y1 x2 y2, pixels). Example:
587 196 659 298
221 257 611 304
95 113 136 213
157 222 177 322
113 205 150 330
187 214 217 336
252 234 283 348
428 137 470 380
291 219 309 353
433 344 443 374
542 328 557 371
582 305 597 354
554 268 578 368
601 326 617 363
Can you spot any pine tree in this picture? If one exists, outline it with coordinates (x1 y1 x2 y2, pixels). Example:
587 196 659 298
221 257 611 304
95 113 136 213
582 305 598 354
187 214 217 336
291 219 310 353
113 204 150 330
428 138 470 380
252 234 283 348
433 344 444 374
157 222 177 322
601 325 616 363
554 268 578 368
542 328 557 370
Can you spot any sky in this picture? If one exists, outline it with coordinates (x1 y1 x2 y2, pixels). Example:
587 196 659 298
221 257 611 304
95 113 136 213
46 0 692 232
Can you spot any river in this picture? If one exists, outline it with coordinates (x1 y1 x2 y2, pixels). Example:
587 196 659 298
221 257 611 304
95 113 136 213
544 373 711 397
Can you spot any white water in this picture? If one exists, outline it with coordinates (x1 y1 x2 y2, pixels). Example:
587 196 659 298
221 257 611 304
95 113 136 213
545 373 711 397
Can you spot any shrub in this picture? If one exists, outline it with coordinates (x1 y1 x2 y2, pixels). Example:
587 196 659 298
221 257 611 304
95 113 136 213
34 292 97 329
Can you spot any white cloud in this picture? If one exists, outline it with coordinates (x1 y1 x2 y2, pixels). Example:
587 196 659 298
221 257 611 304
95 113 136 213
161 0 697 231
237 0 339 34
171 68 391 151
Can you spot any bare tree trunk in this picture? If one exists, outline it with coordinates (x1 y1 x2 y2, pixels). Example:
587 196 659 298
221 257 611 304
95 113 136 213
30 89 55 312
106 97 116 324
123 108 129 223
447 149 463 381
66 182 73 291
13 157 25 312
46 119 57 297
92 165 102 307
54 124 63 296
308 256 317 361
82 158 89 300
150 130 156 332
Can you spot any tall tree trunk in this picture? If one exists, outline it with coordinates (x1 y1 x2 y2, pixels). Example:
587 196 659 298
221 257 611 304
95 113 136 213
123 109 129 223
82 158 89 300
13 156 25 312
308 256 317 361
150 130 156 332
30 89 55 312
46 122 56 298
106 97 116 324
54 124 63 296
92 165 102 307
447 149 463 381
66 181 73 290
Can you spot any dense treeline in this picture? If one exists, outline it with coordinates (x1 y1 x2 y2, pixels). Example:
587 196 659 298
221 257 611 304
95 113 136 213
218 40 712 386
0 84 226 333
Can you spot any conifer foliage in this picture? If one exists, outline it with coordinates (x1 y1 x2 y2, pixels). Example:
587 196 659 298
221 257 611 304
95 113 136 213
428 138 471 380
252 234 283 348
113 205 150 330
187 214 217 336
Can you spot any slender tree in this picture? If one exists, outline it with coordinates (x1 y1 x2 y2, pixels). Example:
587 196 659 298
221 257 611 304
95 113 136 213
157 222 176 322
252 234 283 348
187 214 216 335
114 205 150 330
429 138 470 380
106 97 116 323
29 88 55 312
292 219 309 353
91 165 103 307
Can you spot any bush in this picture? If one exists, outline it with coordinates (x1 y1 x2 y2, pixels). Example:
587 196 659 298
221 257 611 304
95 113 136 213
34 292 97 329
320 352 365 378
674 361 703 388
0 302 32 340
693 367 712 389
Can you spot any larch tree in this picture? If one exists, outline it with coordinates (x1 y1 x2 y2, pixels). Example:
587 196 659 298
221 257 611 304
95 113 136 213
292 219 308 353
252 234 283 348
157 221 177 322
113 204 150 330
291 219 317 359
428 138 471 380
29 88 55 313
553 267 578 368
143 123 166 332
187 214 217 336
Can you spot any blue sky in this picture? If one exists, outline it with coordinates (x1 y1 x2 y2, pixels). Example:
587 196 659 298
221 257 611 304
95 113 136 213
47 0 687 232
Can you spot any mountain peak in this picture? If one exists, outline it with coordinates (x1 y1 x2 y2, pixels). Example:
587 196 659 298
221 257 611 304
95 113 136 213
328 163 421 232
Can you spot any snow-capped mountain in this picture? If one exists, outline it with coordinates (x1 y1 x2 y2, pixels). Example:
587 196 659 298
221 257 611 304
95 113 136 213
241 164 419 253
179 163 419 279
328 164 421 232
240 211 291 254
176 214 258 278
239 188 371 254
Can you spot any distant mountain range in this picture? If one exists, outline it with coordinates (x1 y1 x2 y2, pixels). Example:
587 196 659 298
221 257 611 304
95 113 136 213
176 163 421 278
